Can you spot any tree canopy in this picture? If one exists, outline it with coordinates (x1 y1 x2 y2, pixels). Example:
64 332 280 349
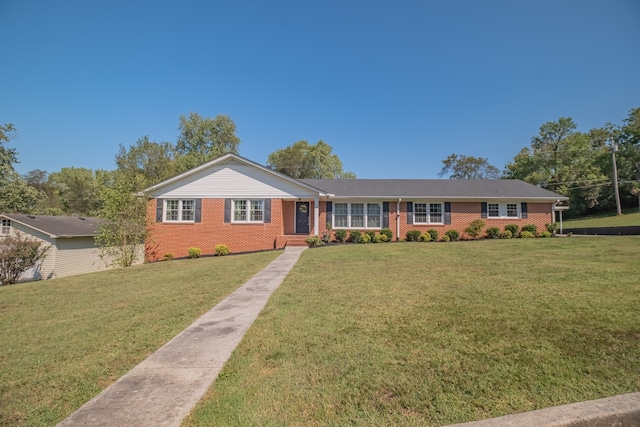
266 140 355 179
116 136 176 190
175 113 240 173
438 153 500 179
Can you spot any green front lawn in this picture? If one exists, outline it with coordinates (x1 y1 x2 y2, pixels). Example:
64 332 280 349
563 208 640 228
0 251 281 427
184 238 640 426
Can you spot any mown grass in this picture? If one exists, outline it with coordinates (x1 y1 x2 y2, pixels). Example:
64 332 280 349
0 251 281 427
564 208 640 228
184 238 640 426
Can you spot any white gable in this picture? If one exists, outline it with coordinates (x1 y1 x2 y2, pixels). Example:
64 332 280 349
148 158 321 199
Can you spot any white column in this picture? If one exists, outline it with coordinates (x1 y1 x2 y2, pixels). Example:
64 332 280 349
314 197 319 235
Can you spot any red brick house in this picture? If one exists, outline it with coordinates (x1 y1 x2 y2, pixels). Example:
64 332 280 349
144 153 568 260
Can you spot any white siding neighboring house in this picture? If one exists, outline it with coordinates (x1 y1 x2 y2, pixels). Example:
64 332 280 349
0 214 142 282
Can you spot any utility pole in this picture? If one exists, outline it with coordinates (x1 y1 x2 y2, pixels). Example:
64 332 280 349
611 139 622 216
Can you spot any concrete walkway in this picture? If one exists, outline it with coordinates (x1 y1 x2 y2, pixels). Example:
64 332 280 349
57 246 307 427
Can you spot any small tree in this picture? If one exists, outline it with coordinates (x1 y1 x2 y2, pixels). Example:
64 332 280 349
464 219 486 239
0 232 49 285
95 174 147 267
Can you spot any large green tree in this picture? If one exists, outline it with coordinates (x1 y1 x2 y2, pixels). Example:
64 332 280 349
618 108 640 209
0 124 44 214
175 113 240 173
116 136 176 189
505 117 607 215
48 167 111 216
438 153 500 179
267 140 355 179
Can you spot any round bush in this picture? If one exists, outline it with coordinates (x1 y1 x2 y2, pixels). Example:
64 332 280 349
441 235 451 242
445 229 460 241
427 229 439 241
539 230 552 238
419 233 431 242
499 230 512 239
360 233 371 243
486 226 500 239
215 244 230 256
520 230 534 239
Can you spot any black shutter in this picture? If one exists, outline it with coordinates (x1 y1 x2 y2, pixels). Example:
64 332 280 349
521 202 528 219
194 199 202 223
156 199 163 222
481 202 488 218
264 199 271 223
444 202 452 225
326 201 332 228
224 199 231 223
382 202 389 228
407 202 413 225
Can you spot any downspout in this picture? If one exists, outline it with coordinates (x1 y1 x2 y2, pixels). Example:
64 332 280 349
396 198 401 241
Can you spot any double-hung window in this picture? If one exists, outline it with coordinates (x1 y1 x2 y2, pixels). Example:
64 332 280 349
334 203 348 227
332 202 382 228
165 200 195 222
413 203 443 224
1 219 10 235
487 203 520 218
233 199 264 223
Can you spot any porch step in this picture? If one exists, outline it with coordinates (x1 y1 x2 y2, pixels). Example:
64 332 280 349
276 235 309 248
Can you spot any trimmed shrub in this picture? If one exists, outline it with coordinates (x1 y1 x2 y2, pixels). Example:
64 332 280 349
464 219 485 239
406 230 421 242
366 230 376 242
419 233 432 242
545 222 559 234
427 229 438 241
441 235 451 242
380 228 393 242
539 230 552 238
445 229 460 241
335 229 347 243
305 236 323 248
486 226 500 239
215 244 230 256
376 233 388 243
360 233 371 243
522 224 537 235
188 247 202 259
520 230 534 238
349 230 362 243
499 230 512 239
163 252 174 261
505 224 519 237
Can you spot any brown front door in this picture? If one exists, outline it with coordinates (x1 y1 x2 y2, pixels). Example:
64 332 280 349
296 202 310 234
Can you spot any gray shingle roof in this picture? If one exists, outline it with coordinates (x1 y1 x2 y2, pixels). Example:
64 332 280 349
300 179 568 200
2 214 103 238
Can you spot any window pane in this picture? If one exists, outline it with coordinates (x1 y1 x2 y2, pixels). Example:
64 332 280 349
335 215 348 227
488 203 499 217
351 204 364 215
250 200 264 221
234 200 247 221
430 203 443 223
181 200 195 221
335 203 348 215
351 215 364 228
507 204 518 217
414 203 427 223
166 200 179 221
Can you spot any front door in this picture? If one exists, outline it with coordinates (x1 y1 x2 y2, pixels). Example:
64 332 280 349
296 202 310 234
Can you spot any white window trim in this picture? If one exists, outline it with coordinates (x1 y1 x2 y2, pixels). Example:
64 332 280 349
164 199 195 222
332 202 383 229
1 219 10 235
232 199 265 223
487 202 521 219
413 202 444 224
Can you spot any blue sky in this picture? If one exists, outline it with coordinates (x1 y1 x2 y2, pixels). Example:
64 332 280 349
2 0 639 178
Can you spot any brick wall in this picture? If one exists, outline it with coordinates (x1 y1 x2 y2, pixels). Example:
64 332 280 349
146 198 286 261
147 199 555 260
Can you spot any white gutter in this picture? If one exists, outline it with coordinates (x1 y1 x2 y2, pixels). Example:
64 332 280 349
396 198 401 241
